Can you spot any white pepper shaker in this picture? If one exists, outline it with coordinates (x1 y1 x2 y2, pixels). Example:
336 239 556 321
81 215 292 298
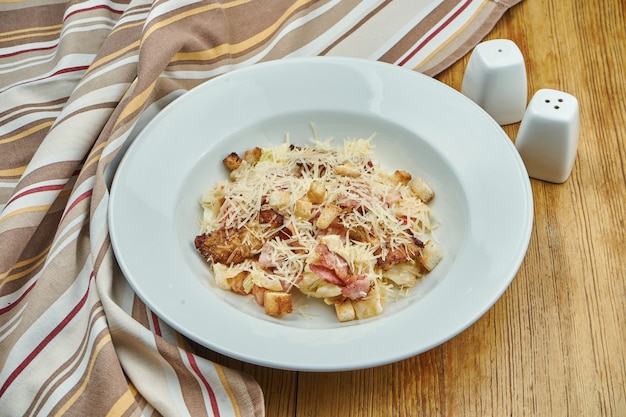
515 88 580 183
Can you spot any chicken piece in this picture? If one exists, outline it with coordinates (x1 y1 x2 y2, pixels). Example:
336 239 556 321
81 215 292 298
195 228 262 265
223 152 242 171
259 208 284 228
376 239 424 271
258 208 289 239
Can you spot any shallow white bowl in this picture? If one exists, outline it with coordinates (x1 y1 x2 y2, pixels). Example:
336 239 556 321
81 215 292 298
109 57 533 371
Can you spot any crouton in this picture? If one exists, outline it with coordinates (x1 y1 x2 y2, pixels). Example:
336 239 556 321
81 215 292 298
307 180 326 204
295 199 313 219
316 203 342 230
410 177 434 203
263 292 293 317
243 147 262 165
392 170 412 185
353 285 383 319
223 152 242 171
334 299 356 322
334 163 361 178
417 240 443 272
268 190 291 209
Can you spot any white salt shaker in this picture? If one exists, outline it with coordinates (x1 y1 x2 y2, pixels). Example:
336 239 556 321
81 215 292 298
461 39 527 125
515 89 580 183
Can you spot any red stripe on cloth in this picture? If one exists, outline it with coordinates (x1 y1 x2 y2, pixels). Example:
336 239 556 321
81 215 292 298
186 352 221 417
399 0 473 66
60 189 92 223
0 272 94 397
0 44 58 59
150 311 162 336
148 310 221 415
65 4 125 20
1 66 90 94
0 281 36 315
149 312 220 414
5 184 65 207
52 66 91 77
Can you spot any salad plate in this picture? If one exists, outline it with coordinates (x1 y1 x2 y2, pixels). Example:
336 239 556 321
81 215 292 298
108 57 533 371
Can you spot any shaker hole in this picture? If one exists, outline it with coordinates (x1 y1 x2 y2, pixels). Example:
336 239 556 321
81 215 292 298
554 106 560 109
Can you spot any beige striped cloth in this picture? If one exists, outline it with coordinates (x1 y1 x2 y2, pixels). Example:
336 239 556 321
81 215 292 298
0 0 520 415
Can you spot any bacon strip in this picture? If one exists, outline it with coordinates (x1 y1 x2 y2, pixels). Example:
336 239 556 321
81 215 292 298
341 274 370 300
315 244 349 280
309 264 344 286
309 244 371 300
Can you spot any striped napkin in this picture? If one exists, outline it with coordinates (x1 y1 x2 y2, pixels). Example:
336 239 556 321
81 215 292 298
0 1 520 415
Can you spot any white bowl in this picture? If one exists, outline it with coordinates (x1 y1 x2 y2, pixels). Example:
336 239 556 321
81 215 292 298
109 57 533 371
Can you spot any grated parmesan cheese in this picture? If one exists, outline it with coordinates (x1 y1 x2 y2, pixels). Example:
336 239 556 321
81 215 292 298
195 136 443 321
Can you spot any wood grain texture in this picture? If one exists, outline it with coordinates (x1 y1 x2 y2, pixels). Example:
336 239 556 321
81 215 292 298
193 0 626 415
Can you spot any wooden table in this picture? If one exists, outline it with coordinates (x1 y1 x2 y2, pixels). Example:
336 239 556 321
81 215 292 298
196 1 626 415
